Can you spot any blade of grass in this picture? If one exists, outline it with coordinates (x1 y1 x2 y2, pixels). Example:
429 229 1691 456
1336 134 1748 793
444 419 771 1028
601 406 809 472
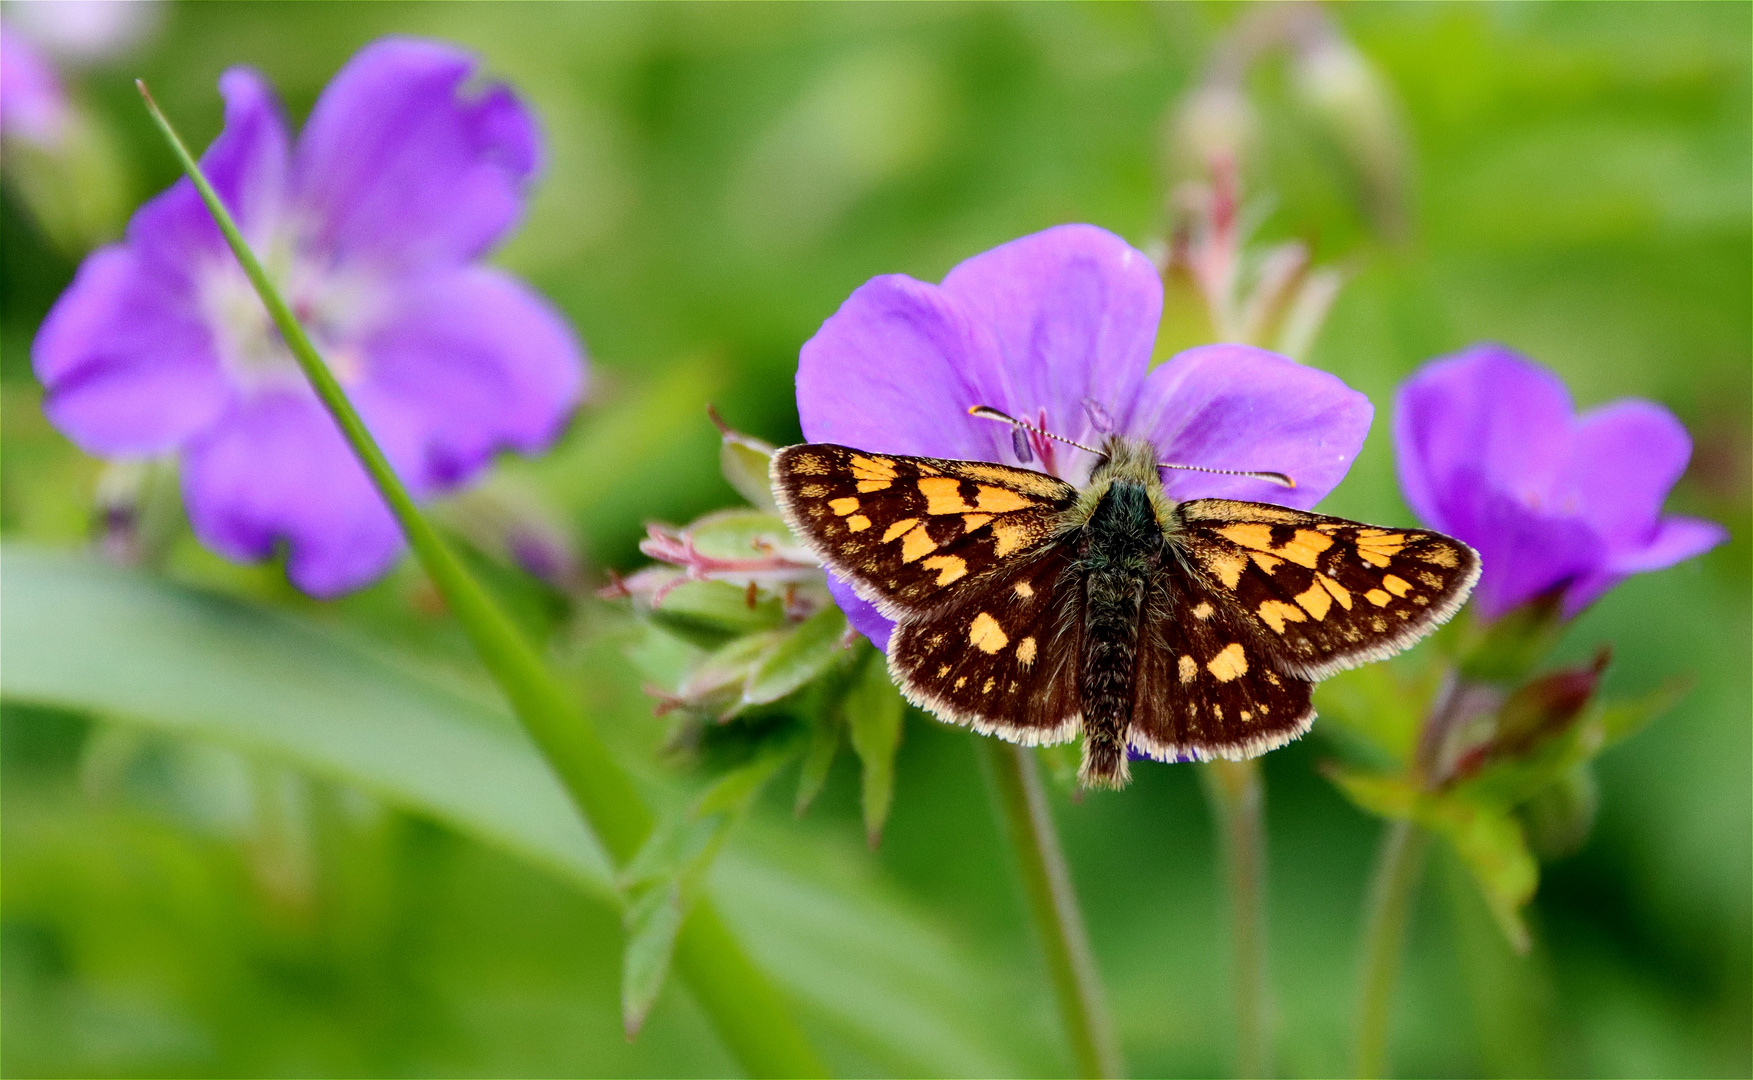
136 81 822 1079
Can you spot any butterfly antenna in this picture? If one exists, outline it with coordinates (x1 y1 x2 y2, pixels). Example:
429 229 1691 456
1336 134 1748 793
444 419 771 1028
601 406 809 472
1157 461 1297 489
971 405 1295 487
968 405 1102 456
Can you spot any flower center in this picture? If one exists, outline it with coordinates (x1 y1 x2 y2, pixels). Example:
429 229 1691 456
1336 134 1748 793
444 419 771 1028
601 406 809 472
199 233 377 395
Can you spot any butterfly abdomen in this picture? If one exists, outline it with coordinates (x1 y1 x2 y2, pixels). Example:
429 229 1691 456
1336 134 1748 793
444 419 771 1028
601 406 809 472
1075 480 1167 788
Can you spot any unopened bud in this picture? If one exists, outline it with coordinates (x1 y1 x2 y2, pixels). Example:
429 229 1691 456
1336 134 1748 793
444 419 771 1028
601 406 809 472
1169 83 1255 179
1289 23 1410 240
1493 648 1610 758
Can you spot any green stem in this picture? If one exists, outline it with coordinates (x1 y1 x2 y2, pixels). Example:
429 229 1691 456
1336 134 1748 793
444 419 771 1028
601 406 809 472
1200 758 1272 1078
979 741 1123 1079
139 83 823 1079
1353 819 1430 1080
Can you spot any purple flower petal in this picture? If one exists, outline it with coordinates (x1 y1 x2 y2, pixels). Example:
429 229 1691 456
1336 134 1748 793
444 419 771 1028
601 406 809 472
826 573 892 651
1393 343 1725 621
797 273 1009 461
32 246 231 454
129 68 290 277
293 38 538 273
1393 344 1573 533
1556 400 1690 551
181 391 407 597
354 266 584 492
939 224 1160 448
1130 344 1372 508
1 26 68 146
1461 484 1603 621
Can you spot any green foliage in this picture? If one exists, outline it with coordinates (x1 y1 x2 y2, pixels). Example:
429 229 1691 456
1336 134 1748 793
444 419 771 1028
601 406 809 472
844 648 907 846
0 545 1038 1076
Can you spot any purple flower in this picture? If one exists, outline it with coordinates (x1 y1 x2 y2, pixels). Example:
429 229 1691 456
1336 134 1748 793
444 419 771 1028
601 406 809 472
32 38 584 596
796 223 1373 648
1 25 69 147
1394 344 1725 621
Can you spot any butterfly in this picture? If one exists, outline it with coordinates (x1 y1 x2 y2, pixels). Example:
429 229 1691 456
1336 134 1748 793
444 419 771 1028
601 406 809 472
769 408 1480 789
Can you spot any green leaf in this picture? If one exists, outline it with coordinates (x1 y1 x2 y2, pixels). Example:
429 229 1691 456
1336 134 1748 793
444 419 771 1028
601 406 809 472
623 882 687 1036
1432 794 1536 953
794 715 841 815
671 630 787 719
1313 662 1435 768
715 424 782 513
844 652 906 846
1 546 1038 1076
649 580 787 647
2 545 614 891
743 604 848 706
1327 764 1535 951
683 508 795 561
620 744 800 1032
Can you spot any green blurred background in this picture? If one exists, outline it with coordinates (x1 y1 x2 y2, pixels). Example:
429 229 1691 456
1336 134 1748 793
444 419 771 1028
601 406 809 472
2 2 1747 1077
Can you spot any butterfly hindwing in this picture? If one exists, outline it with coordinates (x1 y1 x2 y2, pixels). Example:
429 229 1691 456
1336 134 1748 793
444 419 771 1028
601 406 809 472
887 543 1084 746
771 444 1078 618
1176 499 1481 680
1128 568 1315 762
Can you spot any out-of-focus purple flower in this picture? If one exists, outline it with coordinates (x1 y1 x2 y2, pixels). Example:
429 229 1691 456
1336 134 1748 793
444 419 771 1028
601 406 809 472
1 25 69 146
797 223 1374 648
32 38 585 596
1394 344 1725 621
6 1 162 66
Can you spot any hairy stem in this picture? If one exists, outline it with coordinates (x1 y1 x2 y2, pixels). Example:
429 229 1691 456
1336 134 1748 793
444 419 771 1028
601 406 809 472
140 84 823 1079
1201 758 1273 1078
1353 819 1430 1079
979 741 1123 1079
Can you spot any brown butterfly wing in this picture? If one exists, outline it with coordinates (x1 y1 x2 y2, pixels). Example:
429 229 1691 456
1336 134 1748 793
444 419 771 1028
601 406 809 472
1175 500 1480 680
1127 564 1315 762
886 543 1084 746
770 444 1078 619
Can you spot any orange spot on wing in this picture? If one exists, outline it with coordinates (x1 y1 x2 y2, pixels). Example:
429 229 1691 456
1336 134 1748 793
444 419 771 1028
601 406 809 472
882 518 919 542
921 554 968 585
1207 643 1248 682
1274 529 1333 568
990 522 1034 557
1208 550 1248 589
974 485 1035 513
1257 599 1307 634
1218 523 1275 551
1318 575 1354 609
917 476 973 515
900 524 937 562
969 612 1008 653
1294 581 1332 620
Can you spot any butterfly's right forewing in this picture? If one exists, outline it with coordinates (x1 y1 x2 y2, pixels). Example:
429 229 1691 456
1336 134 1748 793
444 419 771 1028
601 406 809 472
771 444 1078 619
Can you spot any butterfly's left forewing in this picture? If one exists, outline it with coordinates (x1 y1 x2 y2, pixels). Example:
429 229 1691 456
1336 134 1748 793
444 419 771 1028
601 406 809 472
1176 499 1480 680
771 444 1078 619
